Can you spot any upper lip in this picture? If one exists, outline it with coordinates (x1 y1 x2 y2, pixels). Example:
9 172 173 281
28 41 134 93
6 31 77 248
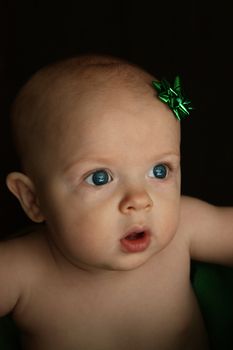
121 224 151 240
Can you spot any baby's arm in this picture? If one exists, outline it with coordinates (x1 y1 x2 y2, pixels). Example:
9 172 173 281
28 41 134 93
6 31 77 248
0 240 22 317
180 196 233 266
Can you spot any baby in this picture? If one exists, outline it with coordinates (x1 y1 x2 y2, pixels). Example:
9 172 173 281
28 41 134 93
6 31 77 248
0 54 233 350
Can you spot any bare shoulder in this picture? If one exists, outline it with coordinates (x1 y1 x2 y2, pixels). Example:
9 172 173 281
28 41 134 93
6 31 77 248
180 195 216 222
179 195 216 246
0 226 52 316
180 195 229 233
0 226 51 267
179 195 233 265
180 194 213 211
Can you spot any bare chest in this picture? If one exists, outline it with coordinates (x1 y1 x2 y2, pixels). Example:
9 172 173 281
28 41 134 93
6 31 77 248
15 248 209 350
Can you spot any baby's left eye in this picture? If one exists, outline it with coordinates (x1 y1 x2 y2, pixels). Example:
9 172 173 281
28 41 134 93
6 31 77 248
149 164 168 179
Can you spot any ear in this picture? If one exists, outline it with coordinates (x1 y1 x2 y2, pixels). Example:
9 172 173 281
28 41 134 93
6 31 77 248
6 172 45 223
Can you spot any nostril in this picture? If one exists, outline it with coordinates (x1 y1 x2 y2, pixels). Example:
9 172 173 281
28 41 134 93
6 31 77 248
126 205 134 211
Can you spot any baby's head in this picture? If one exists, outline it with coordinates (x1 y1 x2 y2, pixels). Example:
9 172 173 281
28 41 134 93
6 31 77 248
7 54 181 271
10 56 151 172
9 55 180 176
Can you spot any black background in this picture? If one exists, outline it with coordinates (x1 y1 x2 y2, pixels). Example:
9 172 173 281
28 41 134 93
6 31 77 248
0 0 232 237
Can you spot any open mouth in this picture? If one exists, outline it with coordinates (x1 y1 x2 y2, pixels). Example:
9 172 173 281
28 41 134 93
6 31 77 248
120 228 151 253
125 231 145 240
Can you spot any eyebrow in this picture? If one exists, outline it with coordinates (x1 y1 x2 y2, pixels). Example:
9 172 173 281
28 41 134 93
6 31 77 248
63 151 180 175
62 156 115 174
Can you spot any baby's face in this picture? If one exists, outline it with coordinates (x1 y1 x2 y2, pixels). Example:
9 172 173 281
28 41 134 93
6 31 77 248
37 86 181 272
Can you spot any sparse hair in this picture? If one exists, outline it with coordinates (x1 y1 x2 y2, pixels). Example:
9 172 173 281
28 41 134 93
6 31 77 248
10 54 155 175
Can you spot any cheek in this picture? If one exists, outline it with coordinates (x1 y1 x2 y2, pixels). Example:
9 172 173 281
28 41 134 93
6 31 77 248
155 191 181 245
44 192 115 246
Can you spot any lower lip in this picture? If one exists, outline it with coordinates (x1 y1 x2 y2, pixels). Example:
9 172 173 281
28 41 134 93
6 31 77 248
120 232 151 253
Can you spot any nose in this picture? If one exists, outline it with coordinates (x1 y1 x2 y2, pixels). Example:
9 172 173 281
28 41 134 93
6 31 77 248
119 188 153 215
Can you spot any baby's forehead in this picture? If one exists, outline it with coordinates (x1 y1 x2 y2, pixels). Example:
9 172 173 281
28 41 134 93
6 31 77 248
44 69 178 139
42 68 155 131
50 85 179 153
50 64 153 107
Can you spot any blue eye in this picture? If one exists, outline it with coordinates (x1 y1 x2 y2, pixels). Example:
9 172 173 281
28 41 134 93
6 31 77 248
85 170 112 186
150 164 168 179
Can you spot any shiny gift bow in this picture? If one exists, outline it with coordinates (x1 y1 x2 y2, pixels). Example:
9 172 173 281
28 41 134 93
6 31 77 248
152 76 193 121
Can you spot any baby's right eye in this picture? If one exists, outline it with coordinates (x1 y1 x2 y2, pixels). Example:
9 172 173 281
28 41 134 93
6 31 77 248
85 170 112 186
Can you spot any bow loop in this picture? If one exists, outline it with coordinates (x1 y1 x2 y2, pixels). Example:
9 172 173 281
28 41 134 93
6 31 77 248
152 76 193 121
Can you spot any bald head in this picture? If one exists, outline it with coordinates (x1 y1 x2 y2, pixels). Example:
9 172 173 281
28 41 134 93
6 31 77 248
10 54 174 177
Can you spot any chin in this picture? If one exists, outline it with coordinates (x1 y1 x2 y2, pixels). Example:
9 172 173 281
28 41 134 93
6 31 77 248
103 252 154 272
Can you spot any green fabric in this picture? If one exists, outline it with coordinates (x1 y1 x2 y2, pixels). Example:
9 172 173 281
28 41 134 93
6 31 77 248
0 315 21 350
192 261 233 349
0 262 232 350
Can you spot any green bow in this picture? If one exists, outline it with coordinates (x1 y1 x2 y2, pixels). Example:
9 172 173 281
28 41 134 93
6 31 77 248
152 76 193 121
